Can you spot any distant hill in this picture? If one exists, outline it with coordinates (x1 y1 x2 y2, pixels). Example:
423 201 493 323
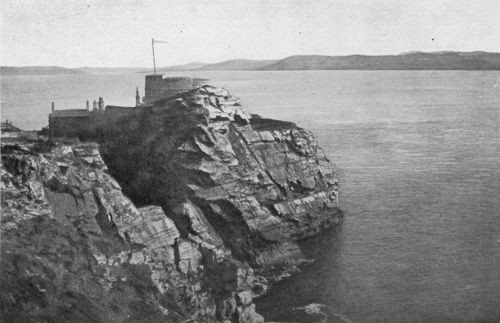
155 62 208 72
197 59 278 71
3 52 499 75
259 52 500 70
80 63 208 74
1 66 83 76
75 67 147 75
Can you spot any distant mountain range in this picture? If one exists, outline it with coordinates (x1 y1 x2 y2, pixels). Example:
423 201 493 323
152 62 208 73
260 52 500 70
197 59 278 71
2 51 499 75
0 66 84 76
75 67 149 75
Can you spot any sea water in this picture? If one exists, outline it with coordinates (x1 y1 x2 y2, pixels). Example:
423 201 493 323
2 70 499 322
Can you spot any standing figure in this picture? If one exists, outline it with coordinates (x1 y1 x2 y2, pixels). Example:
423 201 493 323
93 99 97 111
86 100 90 111
51 102 55 113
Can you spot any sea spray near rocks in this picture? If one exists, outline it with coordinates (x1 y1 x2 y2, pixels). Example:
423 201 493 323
1 84 343 322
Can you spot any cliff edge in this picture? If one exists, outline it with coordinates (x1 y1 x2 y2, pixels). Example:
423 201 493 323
100 85 342 266
1 85 342 322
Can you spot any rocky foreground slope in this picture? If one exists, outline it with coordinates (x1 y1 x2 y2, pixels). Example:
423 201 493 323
1 85 342 322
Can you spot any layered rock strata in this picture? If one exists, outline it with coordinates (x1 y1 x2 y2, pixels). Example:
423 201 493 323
101 85 342 266
1 85 342 322
1 141 264 322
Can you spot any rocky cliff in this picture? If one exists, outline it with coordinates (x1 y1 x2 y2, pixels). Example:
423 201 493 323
1 85 342 322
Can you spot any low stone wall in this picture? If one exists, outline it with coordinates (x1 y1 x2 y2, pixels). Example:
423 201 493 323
49 107 138 139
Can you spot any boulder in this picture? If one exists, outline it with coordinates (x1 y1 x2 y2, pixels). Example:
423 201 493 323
238 303 265 323
237 290 253 306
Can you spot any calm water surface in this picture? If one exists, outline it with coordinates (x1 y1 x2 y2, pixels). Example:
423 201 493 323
2 71 500 322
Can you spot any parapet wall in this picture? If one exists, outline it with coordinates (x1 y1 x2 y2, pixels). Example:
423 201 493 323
49 106 139 139
49 115 95 138
144 75 208 104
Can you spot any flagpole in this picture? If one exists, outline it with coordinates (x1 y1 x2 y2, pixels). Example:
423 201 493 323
152 38 156 74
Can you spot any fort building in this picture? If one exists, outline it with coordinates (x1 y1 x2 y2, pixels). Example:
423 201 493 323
144 75 208 105
49 75 209 138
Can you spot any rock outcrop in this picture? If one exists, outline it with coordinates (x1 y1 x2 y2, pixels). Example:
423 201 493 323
101 85 342 266
1 85 342 322
1 140 263 322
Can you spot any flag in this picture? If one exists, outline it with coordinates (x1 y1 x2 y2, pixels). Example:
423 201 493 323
153 38 168 44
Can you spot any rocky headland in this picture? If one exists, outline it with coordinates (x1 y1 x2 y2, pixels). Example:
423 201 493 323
1 85 343 322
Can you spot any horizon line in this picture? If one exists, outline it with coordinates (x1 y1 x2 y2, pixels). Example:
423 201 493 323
2 50 499 69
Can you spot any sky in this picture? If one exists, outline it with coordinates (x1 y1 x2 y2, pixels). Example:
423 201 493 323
1 0 499 67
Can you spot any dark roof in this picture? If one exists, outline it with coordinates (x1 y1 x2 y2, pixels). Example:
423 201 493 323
50 109 90 117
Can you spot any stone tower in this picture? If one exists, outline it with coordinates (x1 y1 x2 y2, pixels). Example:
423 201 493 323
135 87 141 106
98 97 104 112
144 75 209 105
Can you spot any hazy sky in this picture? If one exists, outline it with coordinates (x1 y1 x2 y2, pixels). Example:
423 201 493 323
1 0 499 67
